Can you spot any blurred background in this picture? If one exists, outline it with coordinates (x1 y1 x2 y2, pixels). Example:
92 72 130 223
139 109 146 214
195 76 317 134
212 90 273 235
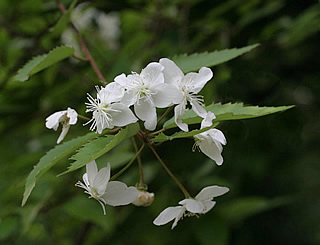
0 0 319 244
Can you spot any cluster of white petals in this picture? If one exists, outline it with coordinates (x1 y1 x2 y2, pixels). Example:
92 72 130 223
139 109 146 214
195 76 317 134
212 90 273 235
85 82 138 134
44 58 230 228
75 160 139 215
45 107 78 144
153 185 229 229
160 58 213 132
115 62 183 130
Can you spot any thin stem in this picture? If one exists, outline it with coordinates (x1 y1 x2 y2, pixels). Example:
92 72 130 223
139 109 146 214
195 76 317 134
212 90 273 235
132 136 144 185
56 0 106 84
110 143 145 181
148 143 191 198
157 106 173 125
149 127 167 136
78 114 90 121
73 54 89 62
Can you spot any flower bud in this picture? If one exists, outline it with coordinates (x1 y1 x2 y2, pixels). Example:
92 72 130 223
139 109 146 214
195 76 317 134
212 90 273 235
132 191 154 207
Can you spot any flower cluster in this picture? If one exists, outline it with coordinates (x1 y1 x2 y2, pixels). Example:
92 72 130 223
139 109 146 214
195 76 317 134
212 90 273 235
45 58 229 228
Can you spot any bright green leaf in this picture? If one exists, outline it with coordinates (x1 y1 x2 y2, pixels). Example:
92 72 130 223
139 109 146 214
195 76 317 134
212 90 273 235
163 103 294 129
171 44 259 73
14 46 74 82
60 123 140 175
22 132 98 206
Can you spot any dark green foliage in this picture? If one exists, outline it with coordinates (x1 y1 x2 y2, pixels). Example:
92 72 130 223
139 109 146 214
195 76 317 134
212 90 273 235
1 0 319 244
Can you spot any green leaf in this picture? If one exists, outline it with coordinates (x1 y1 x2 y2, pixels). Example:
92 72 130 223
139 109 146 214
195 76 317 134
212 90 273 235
50 0 78 37
60 123 140 175
151 122 219 143
172 44 259 73
22 132 98 206
218 196 293 224
14 46 74 82
163 103 294 129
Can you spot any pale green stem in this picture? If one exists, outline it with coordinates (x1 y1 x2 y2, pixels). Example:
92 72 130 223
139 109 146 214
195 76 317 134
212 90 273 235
149 127 167 136
110 143 145 181
157 106 173 125
148 143 191 198
78 114 91 121
132 136 144 186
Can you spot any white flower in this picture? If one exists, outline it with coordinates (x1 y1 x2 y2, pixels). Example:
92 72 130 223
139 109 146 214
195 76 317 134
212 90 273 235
159 58 213 132
153 185 229 229
194 112 226 165
85 82 138 134
45 107 78 144
115 62 183 131
75 160 139 215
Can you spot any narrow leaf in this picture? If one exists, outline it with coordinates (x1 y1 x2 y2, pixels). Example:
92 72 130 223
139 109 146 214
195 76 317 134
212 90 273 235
14 46 74 82
172 44 259 73
60 123 140 175
163 103 294 129
22 132 98 206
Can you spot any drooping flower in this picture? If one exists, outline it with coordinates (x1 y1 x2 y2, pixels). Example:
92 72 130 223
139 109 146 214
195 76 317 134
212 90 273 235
75 160 139 215
159 58 213 132
194 112 226 165
153 185 229 229
85 82 138 134
45 107 78 144
115 62 183 131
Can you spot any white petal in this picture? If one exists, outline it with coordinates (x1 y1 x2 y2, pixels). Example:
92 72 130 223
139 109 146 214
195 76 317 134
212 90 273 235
120 90 137 106
114 73 130 87
102 181 139 206
179 199 204 213
189 67 213 94
152 83 183 108
153 206 185 227
45 111 66 130
190 100 207 119
82 173 90 187
86 161 98 186
159 58 184 87
66 107 78 125
93 162 111 195
102 82 125 103
195 186 230 201
209 129 227 146
134 99 157 130
57 124 70 144
141 62 164 86
200 111 216 129
202 200 216 214
174 102 188 132
198 136 224 165
109 103 138 127
171 208 185 229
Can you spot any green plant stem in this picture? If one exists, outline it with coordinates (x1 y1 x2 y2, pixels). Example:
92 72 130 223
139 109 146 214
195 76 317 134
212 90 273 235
149 128 167 136
78 114 90 121
157 106 173 125
132 137 144 185
110 143 145 181
148 143 191 198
